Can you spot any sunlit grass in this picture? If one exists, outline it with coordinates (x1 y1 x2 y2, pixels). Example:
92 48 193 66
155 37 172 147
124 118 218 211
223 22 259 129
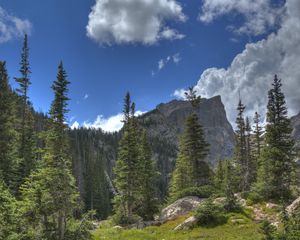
92 213 263 240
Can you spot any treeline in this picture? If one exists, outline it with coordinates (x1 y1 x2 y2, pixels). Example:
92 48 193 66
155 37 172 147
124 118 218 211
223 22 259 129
69 128 120 219
0 35 93 239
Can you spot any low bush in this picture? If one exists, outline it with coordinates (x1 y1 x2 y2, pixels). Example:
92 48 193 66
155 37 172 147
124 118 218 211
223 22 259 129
195 198 227 226
64 211 95 240
260 220 276 240
172 185 215 202
246 191 264 205
112 211 142 226
223 195 241 212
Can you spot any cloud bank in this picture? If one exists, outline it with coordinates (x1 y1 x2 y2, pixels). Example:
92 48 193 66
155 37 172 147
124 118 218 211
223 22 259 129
86 0 186 45
175 0 300 125
0 6 32 43
80 110 145 132
199 0 284 36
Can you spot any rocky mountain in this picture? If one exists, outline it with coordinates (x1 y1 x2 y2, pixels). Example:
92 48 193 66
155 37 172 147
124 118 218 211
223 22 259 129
139 95 235 166
291 112 300 143
136 95 235 197
291 112 300 163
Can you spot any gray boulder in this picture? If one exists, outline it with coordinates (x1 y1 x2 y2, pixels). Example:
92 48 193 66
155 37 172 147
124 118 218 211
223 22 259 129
286 196 300 214
174 216 198 230
160 196 205 222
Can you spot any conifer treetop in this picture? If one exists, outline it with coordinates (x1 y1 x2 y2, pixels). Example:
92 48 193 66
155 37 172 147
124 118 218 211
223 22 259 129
185 87 201 109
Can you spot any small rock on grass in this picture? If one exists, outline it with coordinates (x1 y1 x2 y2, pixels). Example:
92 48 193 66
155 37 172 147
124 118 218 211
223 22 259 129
174 216 198 230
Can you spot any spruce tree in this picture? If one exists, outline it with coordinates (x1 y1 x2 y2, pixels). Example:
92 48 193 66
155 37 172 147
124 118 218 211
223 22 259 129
214 160 225 193
234 99 247 191
0 181 20 239
15 34 36 190
257 75 294 200
253 112 263 158
170 88 210 200
0 61 17 188
136 130 158 220
113 93 140 223
223 159 238 211
15 34 31 103
245 117 256 189
21 62 86 239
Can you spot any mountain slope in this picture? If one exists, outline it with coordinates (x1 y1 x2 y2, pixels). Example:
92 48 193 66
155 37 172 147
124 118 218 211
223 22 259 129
291 112 300 143
69 96 236 207
137 95 235 197
139 95 235 166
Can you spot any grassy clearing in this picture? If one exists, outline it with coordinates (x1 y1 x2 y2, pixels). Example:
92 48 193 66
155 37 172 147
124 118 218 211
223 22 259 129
92 213 263 240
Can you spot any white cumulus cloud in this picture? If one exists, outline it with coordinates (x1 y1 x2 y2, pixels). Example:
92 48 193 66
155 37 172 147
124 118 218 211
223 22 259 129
86 0 186 45
82 110 146 132
0 6 32 43
199 0 284 36
70 121 80 130
83 93 89 100
175 0 300 125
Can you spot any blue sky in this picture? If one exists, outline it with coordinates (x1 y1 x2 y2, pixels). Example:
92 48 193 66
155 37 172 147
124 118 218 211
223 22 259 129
1 0 299 131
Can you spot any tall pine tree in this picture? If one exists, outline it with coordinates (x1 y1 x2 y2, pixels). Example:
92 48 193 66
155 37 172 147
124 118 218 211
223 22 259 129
257 75 294 200
21 62 85 239
253 112 263 158
234 99 249 191
170 88 210 200
136 130 158 220
113 93 140 223
245 117 256 189
214 160 226 193
15 34 36 190
0 61 17 188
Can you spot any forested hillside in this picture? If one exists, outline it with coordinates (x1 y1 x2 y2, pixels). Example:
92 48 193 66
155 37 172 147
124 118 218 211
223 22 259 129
66 94 236 217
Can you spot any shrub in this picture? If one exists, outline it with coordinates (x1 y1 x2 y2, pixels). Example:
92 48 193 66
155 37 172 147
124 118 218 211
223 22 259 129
64 211 95 240
112 211 141 226
260 220 276 240
223 195 241 212
172 185 215 202
246 191 264 205
280 207 300 240
195 198 227 226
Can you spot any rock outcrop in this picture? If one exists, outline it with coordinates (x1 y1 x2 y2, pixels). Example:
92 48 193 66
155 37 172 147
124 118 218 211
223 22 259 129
291 112 300 163
291 112 300 143
159 196 204 222
286 196 300 214
139 96 235 198
140 96 235 167
174 216 198 230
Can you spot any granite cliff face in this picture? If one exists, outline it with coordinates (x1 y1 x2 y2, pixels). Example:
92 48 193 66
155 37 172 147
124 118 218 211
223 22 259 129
136 96 235 197
291 112 300 143
291 112 300 163
139 95 235 167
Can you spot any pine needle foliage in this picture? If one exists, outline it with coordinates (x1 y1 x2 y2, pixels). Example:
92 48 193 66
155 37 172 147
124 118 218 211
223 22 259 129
0 61 18 188
20 63 89 240
170 88 210 201
256 75 295 201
